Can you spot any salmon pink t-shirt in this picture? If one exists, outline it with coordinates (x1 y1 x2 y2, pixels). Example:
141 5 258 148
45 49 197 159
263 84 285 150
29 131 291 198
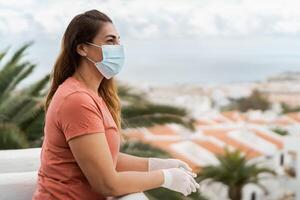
32 76 121 200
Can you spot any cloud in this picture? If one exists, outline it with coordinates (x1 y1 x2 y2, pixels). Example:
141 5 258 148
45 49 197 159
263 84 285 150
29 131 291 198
0 0 300 39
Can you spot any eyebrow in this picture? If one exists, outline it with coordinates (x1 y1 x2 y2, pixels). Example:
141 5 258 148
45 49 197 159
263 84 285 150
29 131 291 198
105 34 121 39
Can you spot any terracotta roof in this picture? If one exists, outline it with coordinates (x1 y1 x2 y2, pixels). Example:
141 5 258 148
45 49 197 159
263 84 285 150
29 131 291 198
250 128 283 149
201 129 262 159
144 139 200 172
221 111 246 122
192 139 225 155
147 125 177 136
194 119 216 126
287 112 300 122
122 129 145 140
122 110 299 173
272 116 297 125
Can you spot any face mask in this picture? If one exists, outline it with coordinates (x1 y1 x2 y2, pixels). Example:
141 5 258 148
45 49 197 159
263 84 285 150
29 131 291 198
85 42 125 79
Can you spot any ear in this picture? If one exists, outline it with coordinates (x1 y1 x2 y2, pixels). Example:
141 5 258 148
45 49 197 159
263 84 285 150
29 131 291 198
76 43 88 57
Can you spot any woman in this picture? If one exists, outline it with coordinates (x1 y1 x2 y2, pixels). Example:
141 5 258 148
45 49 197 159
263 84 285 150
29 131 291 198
32 9 199 200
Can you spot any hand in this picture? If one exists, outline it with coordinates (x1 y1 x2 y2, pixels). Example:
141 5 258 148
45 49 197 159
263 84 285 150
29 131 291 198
148 157 193 172
161 168 200 196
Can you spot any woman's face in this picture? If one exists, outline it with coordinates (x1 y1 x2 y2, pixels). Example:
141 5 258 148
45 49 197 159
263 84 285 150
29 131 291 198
85 22 121 63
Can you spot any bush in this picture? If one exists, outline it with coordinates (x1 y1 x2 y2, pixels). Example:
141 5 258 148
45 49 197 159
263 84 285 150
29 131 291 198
223 90 270 112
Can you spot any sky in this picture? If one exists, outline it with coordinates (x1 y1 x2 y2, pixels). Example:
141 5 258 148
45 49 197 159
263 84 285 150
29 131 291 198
0 0 300 86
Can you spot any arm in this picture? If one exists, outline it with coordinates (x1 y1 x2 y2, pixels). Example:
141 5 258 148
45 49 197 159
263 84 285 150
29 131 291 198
69 132 164 197
59 92 163 196
116 152 149 172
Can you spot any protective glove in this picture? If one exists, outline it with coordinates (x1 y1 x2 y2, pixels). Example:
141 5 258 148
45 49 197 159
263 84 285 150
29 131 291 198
161 168 200 196
148 157 193 172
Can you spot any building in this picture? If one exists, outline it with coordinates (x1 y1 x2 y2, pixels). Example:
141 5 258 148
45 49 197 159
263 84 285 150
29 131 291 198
123 111 300 200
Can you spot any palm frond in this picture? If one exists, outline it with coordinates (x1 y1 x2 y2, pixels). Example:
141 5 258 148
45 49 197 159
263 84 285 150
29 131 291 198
0 62 31 101
120 140 170 158
2 42 33 70
0 94 32 122
10 63 36 89
0 47 10 63
19 105 45 141
0 123 29 149
122 103 188 118
118 84 149 104
22 74 50 96
122 112 195 131
3 63 36 96
197 148 276 200
0 42 47 150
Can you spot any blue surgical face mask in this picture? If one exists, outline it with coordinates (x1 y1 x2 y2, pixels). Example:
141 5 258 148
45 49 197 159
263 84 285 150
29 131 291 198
85 42 125 79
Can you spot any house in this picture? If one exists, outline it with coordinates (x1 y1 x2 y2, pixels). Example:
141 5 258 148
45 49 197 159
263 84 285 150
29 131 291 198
123 111 300 200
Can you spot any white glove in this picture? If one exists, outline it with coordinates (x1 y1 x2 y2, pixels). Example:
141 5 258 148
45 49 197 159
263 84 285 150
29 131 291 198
148 157 193 172
161 168 200 196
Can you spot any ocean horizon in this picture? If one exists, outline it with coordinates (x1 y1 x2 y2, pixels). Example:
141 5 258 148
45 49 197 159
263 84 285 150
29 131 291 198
3 36 299 88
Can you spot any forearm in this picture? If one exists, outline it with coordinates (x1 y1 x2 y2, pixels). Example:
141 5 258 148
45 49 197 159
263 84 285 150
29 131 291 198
111 170 164 196
116 152 149 172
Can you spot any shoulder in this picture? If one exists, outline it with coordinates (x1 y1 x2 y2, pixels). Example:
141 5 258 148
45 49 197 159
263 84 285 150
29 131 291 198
65 91 95 104
58 91 99 114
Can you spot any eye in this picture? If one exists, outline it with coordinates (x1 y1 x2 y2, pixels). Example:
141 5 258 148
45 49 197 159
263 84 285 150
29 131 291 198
107 39 114 44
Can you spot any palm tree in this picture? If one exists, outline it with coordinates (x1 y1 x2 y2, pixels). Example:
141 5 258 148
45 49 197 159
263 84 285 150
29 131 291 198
0 42 49 149
118 83 196 131
196 148 276 200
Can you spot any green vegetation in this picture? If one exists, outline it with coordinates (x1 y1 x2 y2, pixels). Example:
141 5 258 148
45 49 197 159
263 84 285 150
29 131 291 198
281 102 300 114
119 84 196 131
196 148 276 200
222 90 270 112
145 187 208 200
120 140 170 158
0 43 49 149
272 128 289 136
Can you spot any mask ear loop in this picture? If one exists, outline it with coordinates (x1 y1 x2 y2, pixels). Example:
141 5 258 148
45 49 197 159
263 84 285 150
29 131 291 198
85 42 102 48
84 42 103 64
85 56 96 64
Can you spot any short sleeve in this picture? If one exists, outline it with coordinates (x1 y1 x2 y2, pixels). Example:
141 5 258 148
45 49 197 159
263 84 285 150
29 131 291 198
57 91 105 142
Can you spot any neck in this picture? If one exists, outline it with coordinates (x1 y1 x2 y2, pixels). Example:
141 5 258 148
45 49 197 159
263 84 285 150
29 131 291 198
73 59 103 94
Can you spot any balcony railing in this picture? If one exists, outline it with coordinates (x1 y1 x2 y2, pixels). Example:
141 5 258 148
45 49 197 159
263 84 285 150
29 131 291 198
0 148 148 200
